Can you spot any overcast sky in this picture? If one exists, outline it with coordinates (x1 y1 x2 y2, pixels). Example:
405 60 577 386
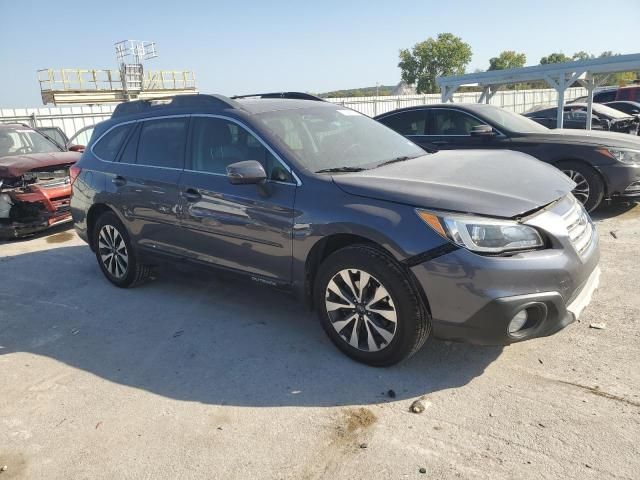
1 0 638 107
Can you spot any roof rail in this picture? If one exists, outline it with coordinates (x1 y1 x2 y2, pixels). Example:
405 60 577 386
231 92 325 102
112 94 240 118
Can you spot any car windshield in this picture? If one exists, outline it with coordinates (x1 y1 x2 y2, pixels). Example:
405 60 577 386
0 127 62 158
479 106 550 133
256 106 425 172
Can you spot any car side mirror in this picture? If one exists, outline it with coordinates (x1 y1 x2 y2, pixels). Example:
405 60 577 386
68 144 85 152
226 160 267 185
470 125 495 137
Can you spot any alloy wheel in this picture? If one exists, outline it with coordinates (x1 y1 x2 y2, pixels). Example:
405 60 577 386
98 224 129 279
325 269 397 352
562 169 590 204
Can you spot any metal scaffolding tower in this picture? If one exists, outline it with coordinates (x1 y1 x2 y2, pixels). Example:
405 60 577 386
38 40 197 105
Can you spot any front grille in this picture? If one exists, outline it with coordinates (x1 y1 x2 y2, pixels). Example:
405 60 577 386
562 196 594 256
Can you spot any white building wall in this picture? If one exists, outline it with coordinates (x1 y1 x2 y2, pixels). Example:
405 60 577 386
0 87 587 136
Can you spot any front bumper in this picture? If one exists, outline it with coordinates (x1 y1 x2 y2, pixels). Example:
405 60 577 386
598 163 640 199
410 196 600 345
423 266 600 345
0 213 72 239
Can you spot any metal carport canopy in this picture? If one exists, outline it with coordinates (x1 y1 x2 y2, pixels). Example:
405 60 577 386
436 53 640 129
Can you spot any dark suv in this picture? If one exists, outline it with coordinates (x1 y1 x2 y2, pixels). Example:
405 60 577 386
71 94 600 366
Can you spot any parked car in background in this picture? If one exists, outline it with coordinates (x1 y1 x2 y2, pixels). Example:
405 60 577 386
36 126 69 149
34 124 95 152
572 85 640 104
604 100 640 117
0 124 80 238
613 85 640 103
71 94 600 366
524 103 639 134
374 103 640 211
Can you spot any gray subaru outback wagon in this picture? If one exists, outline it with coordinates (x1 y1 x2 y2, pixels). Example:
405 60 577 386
70 93 600 366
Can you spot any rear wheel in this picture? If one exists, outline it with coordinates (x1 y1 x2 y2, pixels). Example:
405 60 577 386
557 161 604 212
314 244 431 366
93 211 151 288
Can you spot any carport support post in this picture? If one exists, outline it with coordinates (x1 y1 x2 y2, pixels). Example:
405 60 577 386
544 74 565 129
440 85 460 103
556 75 566 129
584 76 596 131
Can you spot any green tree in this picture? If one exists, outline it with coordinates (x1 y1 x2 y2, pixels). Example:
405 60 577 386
596 52 637 85
572 51 593 61
539 52 571 65
398 33 472 94
488 50 526 71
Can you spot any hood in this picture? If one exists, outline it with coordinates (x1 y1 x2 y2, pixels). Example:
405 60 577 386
332 150 574 218
516 128 640 149
0 151 80 179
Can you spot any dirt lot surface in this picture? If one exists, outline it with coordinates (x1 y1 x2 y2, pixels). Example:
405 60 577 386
1 203 639 479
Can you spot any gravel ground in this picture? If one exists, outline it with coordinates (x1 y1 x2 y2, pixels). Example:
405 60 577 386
0 203 638 480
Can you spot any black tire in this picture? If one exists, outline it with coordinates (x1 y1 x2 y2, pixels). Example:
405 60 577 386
93 211 151 288
557 161 605 212
314 244 431 366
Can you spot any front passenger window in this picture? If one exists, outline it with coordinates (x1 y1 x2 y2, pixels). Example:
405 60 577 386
430 110 484 135
189 117 293 183
136 118 188 169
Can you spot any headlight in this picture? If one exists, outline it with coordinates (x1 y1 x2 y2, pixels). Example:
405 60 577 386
598 148 640 165
416 209 544 254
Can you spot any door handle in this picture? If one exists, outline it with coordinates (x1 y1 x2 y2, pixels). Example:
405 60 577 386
181 188 202 202
431 140 450 146
112 175 126 187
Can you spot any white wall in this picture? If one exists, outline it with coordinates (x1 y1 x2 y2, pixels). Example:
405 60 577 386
325 87 587 117
0 105 116 137
0 87 587 136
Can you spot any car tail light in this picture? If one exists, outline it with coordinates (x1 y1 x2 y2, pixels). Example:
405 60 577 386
69 165 81 185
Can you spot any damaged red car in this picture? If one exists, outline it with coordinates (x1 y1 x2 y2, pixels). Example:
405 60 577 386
0 124 81 239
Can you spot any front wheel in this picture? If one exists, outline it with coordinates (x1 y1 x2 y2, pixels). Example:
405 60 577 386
314 244 431 366
557 161 605 212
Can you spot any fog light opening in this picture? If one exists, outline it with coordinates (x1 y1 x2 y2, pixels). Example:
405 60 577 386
508 304 546 337
624 181 640 194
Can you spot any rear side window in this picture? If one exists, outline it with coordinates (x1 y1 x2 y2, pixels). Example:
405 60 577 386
379 111 427 135
93 124 132 161
118 124 140 164
136 118 188 169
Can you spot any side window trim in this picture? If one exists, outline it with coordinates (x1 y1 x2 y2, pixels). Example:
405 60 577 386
91 114 301 183
91 115 190 170
187 114 301 186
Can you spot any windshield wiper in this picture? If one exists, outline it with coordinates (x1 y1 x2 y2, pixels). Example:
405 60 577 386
375 155 422 168
315 166 367 173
